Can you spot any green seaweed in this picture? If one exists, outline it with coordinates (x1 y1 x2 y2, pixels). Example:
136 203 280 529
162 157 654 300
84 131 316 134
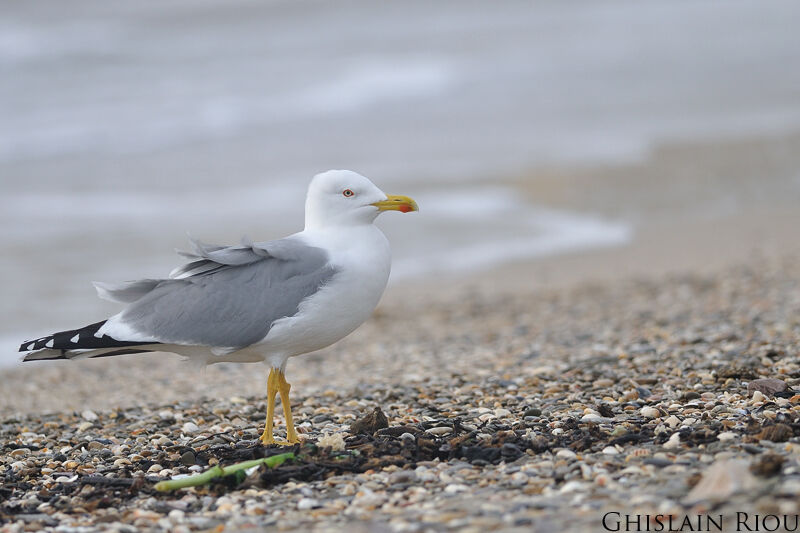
154 452 294 491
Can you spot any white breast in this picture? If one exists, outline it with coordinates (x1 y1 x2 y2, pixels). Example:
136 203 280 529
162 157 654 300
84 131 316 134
251 224 391 367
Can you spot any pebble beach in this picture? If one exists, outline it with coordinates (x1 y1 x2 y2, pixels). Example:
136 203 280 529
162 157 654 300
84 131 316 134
2 252 800 532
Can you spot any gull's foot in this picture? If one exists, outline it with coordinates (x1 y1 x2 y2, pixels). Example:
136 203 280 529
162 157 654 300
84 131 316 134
259 433 301 447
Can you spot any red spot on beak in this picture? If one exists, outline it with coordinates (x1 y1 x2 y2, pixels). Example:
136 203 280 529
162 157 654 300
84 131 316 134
398 205 411 213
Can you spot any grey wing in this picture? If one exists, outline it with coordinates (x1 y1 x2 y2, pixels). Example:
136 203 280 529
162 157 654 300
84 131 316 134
106 237 337 349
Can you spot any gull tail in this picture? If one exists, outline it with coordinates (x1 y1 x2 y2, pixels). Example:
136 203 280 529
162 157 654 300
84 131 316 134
19 320 161 361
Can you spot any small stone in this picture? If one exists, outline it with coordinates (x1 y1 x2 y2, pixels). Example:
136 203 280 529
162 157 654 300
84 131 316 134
389 470 417 484
77 421 93 433
581 414 604 423
663 433 681 449
297 498 319 510
494 408 512 418
748 378 789 397
510 472 528 486
640 406 660 419
444 484 468 493
148 464 163 473
602 446 619 455
717 432 736 441
664 415 681 429
523 408 542 417
182 422 200 434
685 460 760 503
87 441 104 451
426 426 453 436
180 451 196 466
556 449 577 460
751 391 767 403
81 410 99 422
399 432 416 444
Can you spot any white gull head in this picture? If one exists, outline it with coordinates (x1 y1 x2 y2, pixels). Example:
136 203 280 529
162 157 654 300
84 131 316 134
304 170 418 230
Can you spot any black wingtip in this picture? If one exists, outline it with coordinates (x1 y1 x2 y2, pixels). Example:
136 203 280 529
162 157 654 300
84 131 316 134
19 339 40 352
20 320 160 358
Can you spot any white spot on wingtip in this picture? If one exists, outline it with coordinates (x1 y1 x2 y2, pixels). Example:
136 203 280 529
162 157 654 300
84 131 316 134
70 334 80 343
45 339 54 348
26 343 34 351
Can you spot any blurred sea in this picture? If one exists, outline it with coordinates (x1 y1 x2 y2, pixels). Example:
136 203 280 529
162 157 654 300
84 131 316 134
2 0 800 364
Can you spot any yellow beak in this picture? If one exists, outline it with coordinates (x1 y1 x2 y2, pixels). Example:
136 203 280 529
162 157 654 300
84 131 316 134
372 195 419 213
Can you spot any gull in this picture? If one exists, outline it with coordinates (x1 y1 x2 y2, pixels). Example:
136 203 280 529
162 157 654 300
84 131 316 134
19 170 418 445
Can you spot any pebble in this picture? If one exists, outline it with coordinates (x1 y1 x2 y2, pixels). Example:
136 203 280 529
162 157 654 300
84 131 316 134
426 426 454 436
686 460 760 503
748 378 789 397
81 410 99 421
751 391 767 403
182 422 200 433
640 406 660 419
180 451 196 466
297 498 319 510
663 433 681 449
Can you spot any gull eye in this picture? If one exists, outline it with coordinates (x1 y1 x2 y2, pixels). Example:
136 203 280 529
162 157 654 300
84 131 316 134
342 189 355 197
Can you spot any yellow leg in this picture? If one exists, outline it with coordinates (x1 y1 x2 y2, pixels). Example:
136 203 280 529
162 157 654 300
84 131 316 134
277 371 300 444
259 368 300 446
259 368 279 445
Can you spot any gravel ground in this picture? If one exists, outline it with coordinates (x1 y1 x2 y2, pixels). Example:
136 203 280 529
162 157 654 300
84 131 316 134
2 256 800 532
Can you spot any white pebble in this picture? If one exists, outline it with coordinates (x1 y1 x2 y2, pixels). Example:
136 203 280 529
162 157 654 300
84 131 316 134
182 422 200 434
581 414 604 423
81 410 99 421
510 472 529 486
602 446 619 455
400 432 416 443
444 483 468 493
297 498 319 510
556 449 577 460
426 426 453 436
717 432 737 441
640 406 660 419
663 432 681 449
494 408 512 418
